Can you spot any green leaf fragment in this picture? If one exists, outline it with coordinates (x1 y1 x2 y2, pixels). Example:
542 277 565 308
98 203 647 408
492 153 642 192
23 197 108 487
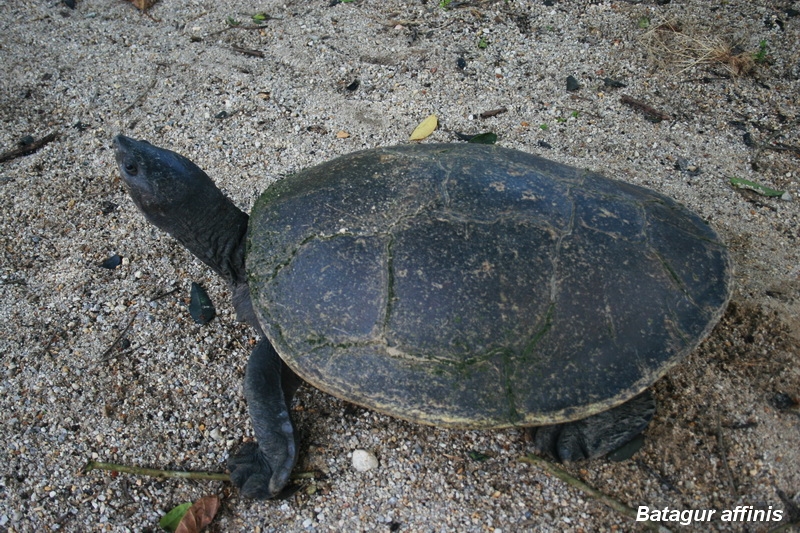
468 450 491 462
189 282 216 325
729 176 785 197
467 132 497 144
753 40 768 63
159 502 192 532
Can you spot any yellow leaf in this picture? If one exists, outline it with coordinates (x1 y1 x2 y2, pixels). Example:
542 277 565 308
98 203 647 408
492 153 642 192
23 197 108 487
409 114 438 140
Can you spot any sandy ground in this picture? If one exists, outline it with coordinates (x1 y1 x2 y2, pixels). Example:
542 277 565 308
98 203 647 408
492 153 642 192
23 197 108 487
1 0 799 531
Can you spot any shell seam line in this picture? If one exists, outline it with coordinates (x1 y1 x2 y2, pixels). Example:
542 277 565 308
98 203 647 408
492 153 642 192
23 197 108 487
383 233 396 338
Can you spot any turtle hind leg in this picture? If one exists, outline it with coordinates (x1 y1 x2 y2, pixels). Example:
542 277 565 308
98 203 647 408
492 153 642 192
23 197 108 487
529 390 655 462
228 339 299 499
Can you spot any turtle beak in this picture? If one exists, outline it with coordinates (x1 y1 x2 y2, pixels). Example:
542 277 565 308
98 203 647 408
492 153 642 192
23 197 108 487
113 135 158 207
112 134 137 161
112 134 130 148
113 134 150 151
113 135 154 162
113 135 145 175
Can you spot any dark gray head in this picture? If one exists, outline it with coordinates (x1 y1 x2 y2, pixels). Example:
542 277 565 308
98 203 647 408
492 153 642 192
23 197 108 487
113 135 250 307
113 135 228 232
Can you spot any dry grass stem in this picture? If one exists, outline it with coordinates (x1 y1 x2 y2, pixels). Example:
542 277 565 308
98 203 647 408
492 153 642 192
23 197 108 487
640 18 758 76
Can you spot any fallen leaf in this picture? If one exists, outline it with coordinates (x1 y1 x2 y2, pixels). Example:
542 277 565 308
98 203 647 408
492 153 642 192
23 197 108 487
189 282 216 325
468 450 491 462
175 495 220 533
130 0 157 10
410 114 438 140
336 130 350 139
159 502 192 532
729 176 785 197
467 132 497 145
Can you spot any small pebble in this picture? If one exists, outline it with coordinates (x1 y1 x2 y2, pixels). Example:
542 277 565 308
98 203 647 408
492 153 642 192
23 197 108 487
99 254 123 269
352 449 379 472
566 75 580 91
603 77 626 88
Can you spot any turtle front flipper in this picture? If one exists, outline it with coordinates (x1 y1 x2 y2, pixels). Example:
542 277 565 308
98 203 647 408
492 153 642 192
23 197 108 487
229 339 299 499
530 390 656 462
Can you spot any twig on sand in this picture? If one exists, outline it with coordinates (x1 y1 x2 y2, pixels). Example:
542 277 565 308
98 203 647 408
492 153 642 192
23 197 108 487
766 489 800 533
83 461 231 482
620 95 671 122
121 64 167 115
716 413 739 497
99 313 137 362
0 132 58 163
83 460 322 484
521 454 673 533
753 118 800 170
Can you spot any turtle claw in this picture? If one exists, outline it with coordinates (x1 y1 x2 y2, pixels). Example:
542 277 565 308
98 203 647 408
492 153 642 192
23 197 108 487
228 442 293 499
530 390 656 462
228 442 275 499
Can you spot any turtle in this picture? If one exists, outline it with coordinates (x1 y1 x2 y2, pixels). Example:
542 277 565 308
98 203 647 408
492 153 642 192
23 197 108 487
112 136 732 499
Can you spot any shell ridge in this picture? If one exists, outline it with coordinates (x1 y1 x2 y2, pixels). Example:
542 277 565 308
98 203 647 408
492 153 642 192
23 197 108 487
548 171 584 303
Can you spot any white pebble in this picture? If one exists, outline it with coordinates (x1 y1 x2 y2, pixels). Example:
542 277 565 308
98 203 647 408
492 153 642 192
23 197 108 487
352 449 379 472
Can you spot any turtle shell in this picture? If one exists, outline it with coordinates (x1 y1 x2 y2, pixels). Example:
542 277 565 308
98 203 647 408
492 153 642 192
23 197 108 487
247 144 731 428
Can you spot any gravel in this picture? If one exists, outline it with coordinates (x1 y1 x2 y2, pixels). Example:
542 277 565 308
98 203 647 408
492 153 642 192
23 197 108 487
1 0 799 532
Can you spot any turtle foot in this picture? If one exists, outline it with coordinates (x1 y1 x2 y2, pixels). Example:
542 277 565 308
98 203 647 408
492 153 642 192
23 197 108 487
529 390 655 462
228 441 295 499
230 339 298 499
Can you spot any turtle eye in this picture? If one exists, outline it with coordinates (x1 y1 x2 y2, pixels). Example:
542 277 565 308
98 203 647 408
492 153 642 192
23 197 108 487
123 161 138 176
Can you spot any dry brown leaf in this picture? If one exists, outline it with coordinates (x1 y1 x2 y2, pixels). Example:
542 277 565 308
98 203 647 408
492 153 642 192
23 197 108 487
131 0 157 10
409 114 438 141
336 130 350 139
175 495 220 533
